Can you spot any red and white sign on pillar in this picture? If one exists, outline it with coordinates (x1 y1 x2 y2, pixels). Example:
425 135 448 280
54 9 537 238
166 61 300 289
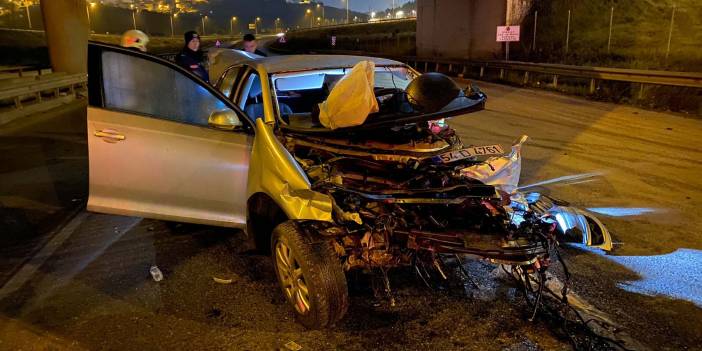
496 25 520 61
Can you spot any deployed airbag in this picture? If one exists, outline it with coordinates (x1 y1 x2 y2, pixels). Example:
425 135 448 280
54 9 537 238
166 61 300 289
318 61 379 129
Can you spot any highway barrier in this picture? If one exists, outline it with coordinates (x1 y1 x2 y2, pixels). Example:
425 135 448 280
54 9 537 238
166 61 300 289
0 71 86 126
278 45 702 98
402 57 702 94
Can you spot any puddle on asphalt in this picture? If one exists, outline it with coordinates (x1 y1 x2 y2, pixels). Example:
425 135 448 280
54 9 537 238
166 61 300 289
574 245 702 307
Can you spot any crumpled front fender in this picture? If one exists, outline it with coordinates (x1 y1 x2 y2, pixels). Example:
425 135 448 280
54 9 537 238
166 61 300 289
247 118 332 221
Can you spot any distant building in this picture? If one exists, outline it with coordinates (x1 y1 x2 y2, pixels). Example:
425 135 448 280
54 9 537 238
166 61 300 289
101 0 206 13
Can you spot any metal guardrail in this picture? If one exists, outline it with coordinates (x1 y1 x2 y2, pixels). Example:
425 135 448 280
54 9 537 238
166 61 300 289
0 72 87 125
159 53 177 62
287 18 416 33
294 47 702 93
401 57 702 93
0 73 87 107
0 65 51 77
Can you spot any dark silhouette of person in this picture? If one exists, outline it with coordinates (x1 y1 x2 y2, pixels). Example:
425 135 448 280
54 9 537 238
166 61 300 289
176 31 209 82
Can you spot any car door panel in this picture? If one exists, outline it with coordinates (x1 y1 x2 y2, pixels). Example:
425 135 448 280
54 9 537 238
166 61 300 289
87 43 253 227
88 108 251 227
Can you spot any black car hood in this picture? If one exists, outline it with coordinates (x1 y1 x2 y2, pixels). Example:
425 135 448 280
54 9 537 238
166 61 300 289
280 91 487 136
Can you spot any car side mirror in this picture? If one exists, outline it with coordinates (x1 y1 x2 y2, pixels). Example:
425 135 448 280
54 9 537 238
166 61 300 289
208 110 243 131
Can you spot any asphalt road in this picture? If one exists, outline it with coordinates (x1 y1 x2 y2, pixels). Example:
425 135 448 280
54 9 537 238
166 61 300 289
0 101 87 286
1 81 701 350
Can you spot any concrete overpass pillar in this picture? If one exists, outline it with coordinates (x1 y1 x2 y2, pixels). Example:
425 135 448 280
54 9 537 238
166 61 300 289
40 0 89 74
416 0 507 60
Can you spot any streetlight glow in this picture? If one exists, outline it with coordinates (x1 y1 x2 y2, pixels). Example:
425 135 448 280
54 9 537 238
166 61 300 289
230 16 238 35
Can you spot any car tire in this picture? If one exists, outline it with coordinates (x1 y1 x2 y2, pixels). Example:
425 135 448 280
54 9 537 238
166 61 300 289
271 221 349 329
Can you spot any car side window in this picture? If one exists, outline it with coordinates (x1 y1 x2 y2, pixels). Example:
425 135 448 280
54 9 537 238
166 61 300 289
102 51 230 127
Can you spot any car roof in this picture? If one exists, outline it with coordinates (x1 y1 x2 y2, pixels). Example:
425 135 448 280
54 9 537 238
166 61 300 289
208 49 407 80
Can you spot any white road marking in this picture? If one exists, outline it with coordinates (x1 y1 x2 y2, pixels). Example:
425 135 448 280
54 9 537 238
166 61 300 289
0 211 87 300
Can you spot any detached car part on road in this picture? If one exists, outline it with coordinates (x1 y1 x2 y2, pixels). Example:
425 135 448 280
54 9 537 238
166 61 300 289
86 43 612 328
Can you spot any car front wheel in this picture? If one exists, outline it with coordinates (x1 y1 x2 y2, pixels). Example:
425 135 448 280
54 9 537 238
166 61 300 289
271 221 349 329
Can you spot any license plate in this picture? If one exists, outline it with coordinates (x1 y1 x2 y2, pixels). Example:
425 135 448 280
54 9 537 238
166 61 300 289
433 144 504 163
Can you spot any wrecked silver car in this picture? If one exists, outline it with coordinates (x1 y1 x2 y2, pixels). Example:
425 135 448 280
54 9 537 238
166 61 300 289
234 53 612 328
87 44 612 329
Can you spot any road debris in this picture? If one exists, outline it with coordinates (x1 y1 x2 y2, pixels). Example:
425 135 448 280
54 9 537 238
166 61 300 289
212 276 235 284
149 266 163 282
284 340 302 351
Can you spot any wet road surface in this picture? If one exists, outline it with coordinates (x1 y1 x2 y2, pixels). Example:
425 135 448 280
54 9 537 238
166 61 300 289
1 80 702 350
452 81 702 350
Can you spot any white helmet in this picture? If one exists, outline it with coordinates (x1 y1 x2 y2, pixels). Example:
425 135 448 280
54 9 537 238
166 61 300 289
120 30 149 52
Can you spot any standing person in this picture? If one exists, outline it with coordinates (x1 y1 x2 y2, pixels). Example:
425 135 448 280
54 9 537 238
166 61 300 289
241 33 267 56
176 31 209 82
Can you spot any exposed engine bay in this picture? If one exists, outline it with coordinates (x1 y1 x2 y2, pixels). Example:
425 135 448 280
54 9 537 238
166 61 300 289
279 115 612 277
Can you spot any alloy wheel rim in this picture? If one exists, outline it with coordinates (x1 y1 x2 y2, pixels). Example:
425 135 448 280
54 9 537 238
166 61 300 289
275 241 311 314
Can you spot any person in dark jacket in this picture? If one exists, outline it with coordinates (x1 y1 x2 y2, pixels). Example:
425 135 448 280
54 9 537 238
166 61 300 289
241 33 267 57
176 31 209 82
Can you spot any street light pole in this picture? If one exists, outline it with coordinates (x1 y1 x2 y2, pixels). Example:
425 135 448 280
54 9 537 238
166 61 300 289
170 13 175 37
565 9 571 54
606 7 613 53
24 2 32 29
201 16 206 35
665 4 676 62
132 10 137 30
346 0 349 24
316 4 324 26
532 10 538 51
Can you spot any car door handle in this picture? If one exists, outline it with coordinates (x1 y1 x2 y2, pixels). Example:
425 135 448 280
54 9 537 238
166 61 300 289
94 129 126 142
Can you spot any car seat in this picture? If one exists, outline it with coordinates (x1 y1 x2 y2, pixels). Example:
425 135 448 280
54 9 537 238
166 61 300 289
243 76 293 120
245 102 293 120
